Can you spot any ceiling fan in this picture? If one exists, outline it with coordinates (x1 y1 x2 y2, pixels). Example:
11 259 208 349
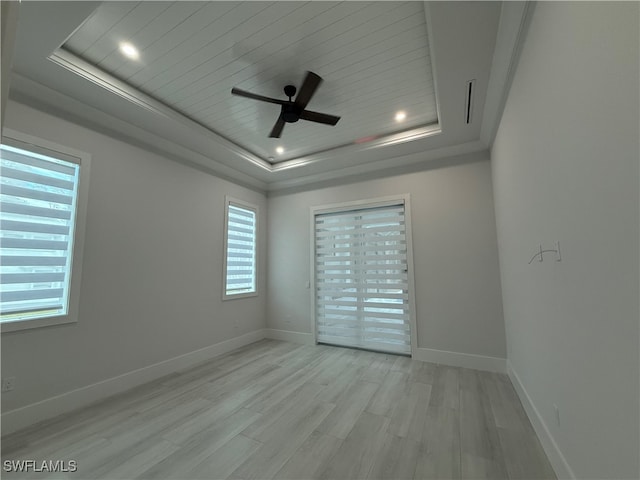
231 71 340 138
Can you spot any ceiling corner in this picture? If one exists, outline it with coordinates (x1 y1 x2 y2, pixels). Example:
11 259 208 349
1 1 20 133
480 1 537 147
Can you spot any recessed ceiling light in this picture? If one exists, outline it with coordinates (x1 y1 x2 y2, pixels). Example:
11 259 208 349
119 42 139 60
276 146 284 154
395 111 406 122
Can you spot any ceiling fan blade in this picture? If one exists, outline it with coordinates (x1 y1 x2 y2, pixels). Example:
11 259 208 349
300 110 340 125
269 116 286 138
294 71 322 109
231 88 286 106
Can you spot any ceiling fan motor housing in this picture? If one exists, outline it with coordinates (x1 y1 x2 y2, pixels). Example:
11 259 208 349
282 85 300 123
282 104 301 123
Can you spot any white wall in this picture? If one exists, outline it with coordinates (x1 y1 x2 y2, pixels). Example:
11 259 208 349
267 153 507 361
1 101 268 413
491 3 639 479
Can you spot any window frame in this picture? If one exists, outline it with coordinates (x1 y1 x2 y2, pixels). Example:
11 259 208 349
1 129 91 333
222 196 258 300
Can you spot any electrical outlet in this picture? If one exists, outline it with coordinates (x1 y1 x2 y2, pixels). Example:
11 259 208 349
554 404 560 426
2 377 15 392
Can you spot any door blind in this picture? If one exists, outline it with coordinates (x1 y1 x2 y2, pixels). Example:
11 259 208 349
315 203 411 354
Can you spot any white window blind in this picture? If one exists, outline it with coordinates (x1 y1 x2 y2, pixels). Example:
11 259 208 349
224 202 256 296
315 203 411 355
0 144 81 322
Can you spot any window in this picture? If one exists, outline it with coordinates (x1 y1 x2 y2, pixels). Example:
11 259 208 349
223 197 257 299
0 131 90 332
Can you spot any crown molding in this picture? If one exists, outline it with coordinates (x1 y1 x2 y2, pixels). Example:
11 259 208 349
49 49 272 172
480 1 536 147
9 72 490 195
267 140 488 194
8 75 269 192
48 49 446 176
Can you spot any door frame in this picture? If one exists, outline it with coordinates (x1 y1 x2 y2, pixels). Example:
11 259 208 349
309 194 418 356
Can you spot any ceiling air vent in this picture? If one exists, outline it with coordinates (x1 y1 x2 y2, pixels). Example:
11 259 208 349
465 79 475 124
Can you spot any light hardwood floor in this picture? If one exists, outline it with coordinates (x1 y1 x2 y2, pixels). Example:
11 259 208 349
1 340 556 480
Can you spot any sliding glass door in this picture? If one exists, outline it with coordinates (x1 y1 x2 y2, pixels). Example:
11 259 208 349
314 201 411 355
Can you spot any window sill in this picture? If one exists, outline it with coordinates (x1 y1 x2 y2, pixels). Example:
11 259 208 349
223 291 258 301
1 315 77 333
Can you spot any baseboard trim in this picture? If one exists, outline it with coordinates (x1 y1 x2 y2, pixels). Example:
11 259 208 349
265 328 315 345
261 333 506 372
1 329 267 436
413 346 507 373
508 361 575 479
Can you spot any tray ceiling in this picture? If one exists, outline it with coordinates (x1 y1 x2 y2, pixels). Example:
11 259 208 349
60 1 438 164
6 1 529 192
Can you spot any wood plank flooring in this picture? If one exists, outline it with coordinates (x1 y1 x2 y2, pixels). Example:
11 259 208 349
1 340 556 479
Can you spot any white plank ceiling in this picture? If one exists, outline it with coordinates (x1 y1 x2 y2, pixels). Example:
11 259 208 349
61 1 438 163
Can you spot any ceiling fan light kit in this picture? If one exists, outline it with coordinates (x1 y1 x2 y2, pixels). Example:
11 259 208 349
231 71 341 139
